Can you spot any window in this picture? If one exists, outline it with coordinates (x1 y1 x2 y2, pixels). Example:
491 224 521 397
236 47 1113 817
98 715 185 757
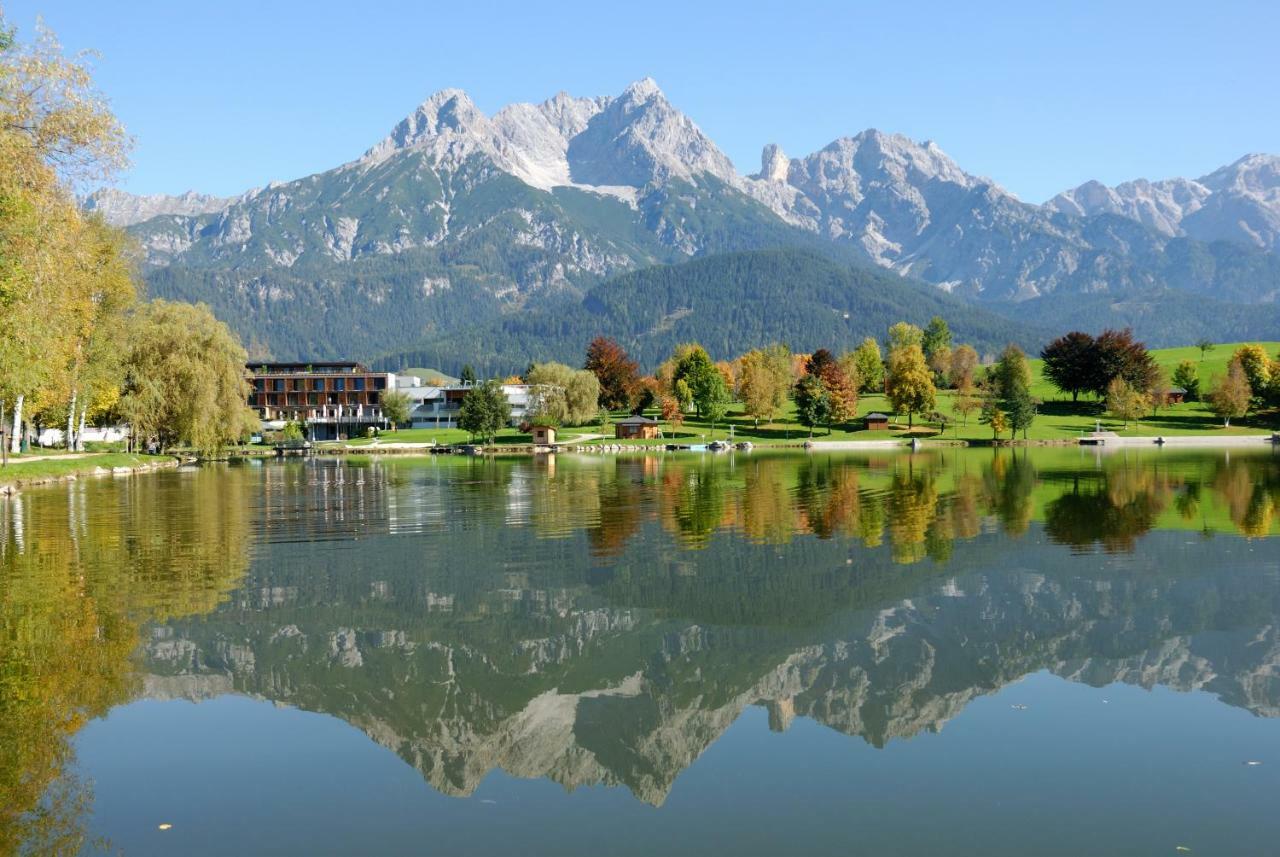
292 379 303 392
313 379 325 391
353 377 365 391
307 393 318 406
374 377 387 390
273 379 285 392
333 378 345 392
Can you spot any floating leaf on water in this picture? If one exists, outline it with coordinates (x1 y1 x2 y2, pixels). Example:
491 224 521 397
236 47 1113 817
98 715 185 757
1175 847 1192 853
157 823 173 831
1010 704 1028 710
1244 760 1263 766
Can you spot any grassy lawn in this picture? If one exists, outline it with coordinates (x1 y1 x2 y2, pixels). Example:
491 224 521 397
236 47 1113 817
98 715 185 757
0 453 173 485
579 341 1280 445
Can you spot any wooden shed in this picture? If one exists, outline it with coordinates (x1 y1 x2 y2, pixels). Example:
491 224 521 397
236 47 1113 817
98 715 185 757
615 415 661 440
531 425 557 445
864 412 890 431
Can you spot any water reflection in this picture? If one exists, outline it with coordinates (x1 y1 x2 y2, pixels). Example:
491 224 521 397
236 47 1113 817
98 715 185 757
0 468 253 853
1 448 1280 848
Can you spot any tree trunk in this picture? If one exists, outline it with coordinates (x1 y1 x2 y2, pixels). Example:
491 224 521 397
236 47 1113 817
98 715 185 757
66 390 77 450
77 405 88 452
10 394 22 454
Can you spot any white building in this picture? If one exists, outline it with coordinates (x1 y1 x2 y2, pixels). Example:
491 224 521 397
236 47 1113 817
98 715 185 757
395 376 532 429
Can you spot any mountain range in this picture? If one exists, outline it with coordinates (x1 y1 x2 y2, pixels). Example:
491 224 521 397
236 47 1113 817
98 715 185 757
86 79 1280 369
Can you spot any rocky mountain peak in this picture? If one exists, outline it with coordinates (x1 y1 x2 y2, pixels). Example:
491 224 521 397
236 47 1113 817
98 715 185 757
1199 153 1280 195
757 143 791 183
619 76 663 104
81 187 234 227
566 77 739 188
363 88 490 160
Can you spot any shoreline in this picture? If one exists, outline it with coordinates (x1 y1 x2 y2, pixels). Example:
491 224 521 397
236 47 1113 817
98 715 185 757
0 454 180 494
242 432 1280 459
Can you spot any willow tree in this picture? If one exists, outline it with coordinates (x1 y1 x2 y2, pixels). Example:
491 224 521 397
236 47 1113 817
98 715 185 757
119 300 252 454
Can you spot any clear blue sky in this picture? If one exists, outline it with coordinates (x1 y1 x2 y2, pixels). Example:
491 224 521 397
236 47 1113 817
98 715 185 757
9 0 1278 202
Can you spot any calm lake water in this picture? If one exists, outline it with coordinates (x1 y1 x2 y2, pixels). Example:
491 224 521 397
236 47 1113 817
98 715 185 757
3 448 1280 856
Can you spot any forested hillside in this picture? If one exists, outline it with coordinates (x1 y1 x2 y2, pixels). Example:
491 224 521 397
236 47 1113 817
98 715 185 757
377 249 1043 374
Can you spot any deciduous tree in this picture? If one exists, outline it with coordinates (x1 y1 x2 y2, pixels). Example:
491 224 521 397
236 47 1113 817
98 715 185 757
584 336 638 411
885 343 935 428
118 300 251 454
1040 331 1095 402
458 379 511 443
1208 361 1251 428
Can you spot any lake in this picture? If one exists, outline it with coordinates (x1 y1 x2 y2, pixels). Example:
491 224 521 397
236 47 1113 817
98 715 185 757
3 448 1280 856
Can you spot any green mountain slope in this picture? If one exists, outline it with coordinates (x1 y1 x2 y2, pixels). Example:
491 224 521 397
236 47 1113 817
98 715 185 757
377 248 1044 374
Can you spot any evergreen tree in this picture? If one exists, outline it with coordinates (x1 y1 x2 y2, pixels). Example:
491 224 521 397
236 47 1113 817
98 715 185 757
459 364 477 384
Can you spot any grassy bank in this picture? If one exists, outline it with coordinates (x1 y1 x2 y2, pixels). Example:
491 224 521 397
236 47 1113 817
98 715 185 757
0 453 175 489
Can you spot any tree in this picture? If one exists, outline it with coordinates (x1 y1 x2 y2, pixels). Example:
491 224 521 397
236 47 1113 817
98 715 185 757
738 346 790 427
928 344 953 388
888 322 923 353
949 344 979 390
698 372 732 437
952 378 981 426
1093 328 1158 397
0 19 132 456
526 384 567 427
1040 331 1096 402
584 336 638 411
1196 339 1215 361
632 376 660 414
1105 377 1149 429
118 300 252 454
851 338 884 393
1171 359 1200 402
807 349 858 427
793 374 831 437
459 364 477 384
1208 361 1251 428
458 380 511 443
1231 344 1274 408
526 361 600 424
885 343 935 428
660 395 684 433
380 389 411 429
671 343 718 418
922 316 952 365
984 406 1008 440
993 344 1035 438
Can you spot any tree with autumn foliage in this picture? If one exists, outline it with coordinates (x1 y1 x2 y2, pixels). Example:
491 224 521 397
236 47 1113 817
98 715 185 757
806 349 858 427
584 336 639 412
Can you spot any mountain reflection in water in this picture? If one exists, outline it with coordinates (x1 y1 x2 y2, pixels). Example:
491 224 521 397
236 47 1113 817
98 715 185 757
2 448 1279 851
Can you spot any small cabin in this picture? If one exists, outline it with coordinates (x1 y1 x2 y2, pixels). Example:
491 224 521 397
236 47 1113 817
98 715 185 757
615 415 661 440
531 425 557 446
1165 386 1187 405
864 412 890 431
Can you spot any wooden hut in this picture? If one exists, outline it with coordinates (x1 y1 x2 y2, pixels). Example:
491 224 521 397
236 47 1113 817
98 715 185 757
615 415 661 440
864 412 890 431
